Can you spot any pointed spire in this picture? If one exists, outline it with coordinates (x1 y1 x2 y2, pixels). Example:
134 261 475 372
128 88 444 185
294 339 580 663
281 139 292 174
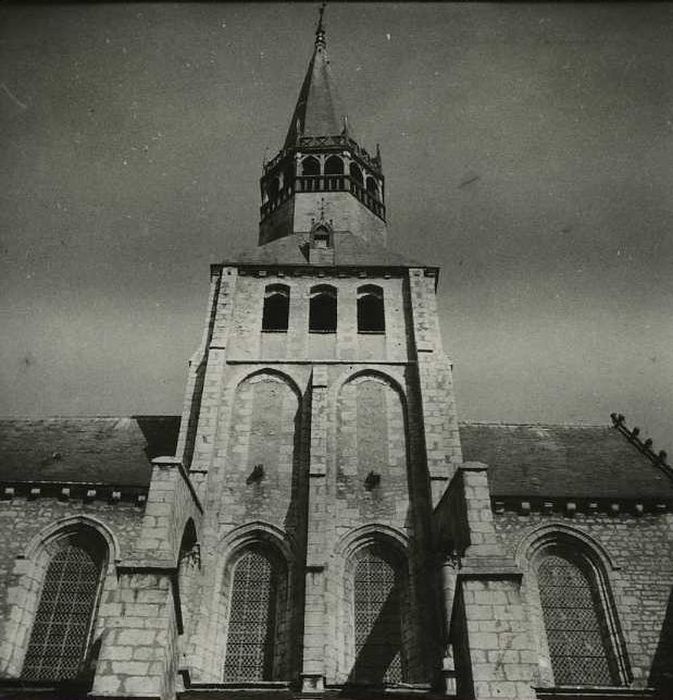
315 1 326 50
283 3 351 149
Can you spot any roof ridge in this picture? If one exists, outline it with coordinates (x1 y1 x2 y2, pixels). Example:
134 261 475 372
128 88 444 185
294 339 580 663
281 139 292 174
610 412 671 477
0 414 180 420
459 421 608 428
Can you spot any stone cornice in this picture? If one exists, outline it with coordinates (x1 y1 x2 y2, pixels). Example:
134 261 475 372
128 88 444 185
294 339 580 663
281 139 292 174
0 480 147 506
213 263 439 276
492 496 672 517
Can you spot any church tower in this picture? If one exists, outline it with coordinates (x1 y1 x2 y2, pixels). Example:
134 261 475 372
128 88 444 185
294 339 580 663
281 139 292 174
4 9 673 700
259 8 386 248
173 8 463 693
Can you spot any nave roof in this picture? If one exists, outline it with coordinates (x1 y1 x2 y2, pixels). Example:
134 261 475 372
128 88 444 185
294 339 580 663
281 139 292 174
0 417 670 500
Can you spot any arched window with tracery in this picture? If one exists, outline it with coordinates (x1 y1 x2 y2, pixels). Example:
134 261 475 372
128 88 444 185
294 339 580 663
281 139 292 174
309 284 337 333
22 531 106 682
349 546 405 685
357 285 385 333
536 549 623 686
262 284 290 332
223 546 284 682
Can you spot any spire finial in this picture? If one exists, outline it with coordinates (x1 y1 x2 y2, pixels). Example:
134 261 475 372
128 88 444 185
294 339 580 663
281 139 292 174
315 2 327 49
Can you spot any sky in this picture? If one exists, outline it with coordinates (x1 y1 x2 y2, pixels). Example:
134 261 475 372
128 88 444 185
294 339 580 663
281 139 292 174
1 2 672 450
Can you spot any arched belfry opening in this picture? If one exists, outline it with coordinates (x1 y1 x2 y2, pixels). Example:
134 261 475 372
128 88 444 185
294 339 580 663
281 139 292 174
325 155 344 175
309 284 337 333
301 156 321 176
357 285 385 333
262 284 290 332
349 161 363 184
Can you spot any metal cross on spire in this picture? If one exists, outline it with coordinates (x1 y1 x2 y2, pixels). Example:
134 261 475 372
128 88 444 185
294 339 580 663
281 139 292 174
315 1 327 49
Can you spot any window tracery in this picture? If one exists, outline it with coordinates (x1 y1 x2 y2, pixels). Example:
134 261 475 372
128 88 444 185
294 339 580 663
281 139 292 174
22 535 105 682
223 547 280 682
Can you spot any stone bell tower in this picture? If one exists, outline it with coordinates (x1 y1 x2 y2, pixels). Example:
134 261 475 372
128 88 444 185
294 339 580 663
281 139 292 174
172 6 464 694
259 8 387 247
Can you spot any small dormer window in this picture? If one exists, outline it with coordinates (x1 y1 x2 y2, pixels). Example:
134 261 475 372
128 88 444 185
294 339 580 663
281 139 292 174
310 220 333 250
313 227 330 249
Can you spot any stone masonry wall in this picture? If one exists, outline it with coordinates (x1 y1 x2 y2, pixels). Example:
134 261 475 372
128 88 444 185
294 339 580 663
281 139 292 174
406 269 462 506
0 497 144 679
293 192 387 247
175 262 460 688
227 273 410 364
493 509 673 690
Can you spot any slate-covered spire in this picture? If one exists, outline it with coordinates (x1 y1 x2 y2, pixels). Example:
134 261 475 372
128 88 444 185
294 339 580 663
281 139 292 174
260 5 385 247
283 3 350 149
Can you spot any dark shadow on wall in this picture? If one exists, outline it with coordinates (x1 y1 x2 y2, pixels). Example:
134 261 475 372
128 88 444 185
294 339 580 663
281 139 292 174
283 387 311 681
344 582 403 687
649 586 673 692
452 587 474 700
133 415 181 461
179 360 207 469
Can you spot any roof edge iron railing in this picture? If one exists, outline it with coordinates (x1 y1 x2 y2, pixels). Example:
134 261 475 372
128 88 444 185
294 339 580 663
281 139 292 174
260 174 386 221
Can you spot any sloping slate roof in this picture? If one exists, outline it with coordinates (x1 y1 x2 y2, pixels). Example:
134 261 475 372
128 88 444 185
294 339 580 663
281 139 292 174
0 418 670 499
460 422 673 499
0 417 179 487
224 232 425 268
284 33 347 148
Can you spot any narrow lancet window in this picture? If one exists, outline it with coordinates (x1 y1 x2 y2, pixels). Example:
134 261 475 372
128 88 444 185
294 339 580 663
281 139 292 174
262 284 290 332
357 285 385 333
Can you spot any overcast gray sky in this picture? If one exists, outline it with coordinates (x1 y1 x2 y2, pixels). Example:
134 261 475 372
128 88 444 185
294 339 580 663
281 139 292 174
1 2 672 450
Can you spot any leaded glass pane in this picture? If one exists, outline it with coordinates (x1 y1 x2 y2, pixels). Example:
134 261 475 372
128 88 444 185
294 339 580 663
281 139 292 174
22 544 102 681
223 550 278 682
353 553 403 684
538 554 614 686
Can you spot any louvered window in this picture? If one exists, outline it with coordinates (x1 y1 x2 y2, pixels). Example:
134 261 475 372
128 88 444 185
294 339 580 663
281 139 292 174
353 553 403 684
22 543 103 681
538 554 615 685
223 549 278 682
